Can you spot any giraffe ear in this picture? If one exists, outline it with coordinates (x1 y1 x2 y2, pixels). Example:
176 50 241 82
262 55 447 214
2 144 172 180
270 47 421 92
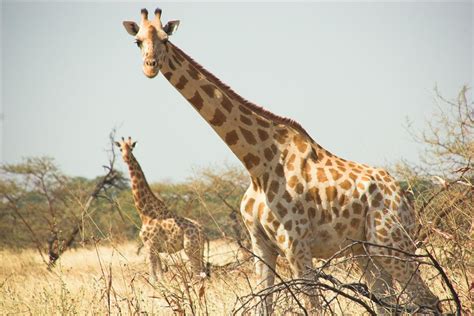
132 141 137 148
114 141 121 147
123 21 139 36
163 20 180 36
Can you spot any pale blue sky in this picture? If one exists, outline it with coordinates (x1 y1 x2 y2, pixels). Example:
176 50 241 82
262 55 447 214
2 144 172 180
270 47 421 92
1 2 472 182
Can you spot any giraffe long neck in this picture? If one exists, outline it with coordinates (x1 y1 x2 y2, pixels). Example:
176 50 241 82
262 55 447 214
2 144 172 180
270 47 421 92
160 42 314 177
125 154 169 219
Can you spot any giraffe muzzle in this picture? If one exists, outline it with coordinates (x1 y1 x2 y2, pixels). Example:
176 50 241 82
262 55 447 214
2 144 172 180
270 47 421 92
143 59 159 78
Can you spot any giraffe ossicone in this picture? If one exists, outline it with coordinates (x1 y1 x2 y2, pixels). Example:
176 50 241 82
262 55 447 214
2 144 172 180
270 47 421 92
116 136 208 281
122 8 441 314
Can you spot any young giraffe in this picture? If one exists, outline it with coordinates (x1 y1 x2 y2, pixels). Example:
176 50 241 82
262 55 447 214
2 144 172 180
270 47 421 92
122 8 440 314
116 137 207 281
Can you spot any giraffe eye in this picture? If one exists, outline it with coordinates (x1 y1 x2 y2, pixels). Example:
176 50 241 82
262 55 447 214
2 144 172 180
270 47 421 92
134 39 142 48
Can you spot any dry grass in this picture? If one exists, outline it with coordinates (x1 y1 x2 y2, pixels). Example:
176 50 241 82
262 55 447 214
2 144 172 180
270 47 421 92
0 239 254 315
0 239 469 315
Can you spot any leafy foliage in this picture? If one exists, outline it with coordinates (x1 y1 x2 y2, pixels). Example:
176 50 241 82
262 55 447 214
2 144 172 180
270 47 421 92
0 159 250 251
393 86 473 311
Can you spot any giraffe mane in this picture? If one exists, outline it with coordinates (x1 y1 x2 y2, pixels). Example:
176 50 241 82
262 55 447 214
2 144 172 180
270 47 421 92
169 42 314 141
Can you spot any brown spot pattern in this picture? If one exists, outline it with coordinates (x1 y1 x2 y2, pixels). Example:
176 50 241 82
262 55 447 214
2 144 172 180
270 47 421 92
317 169 328 182
326 186 338 202
256 117 270 128
209 108 226 126
306 187 322 204
239 127 257 145
286 154 296 171
350 218 361 228
282 190 292 202
318 209 332 224
243 153 260 170
245 198 255 214
335 223 347 237
240 115 252 126
176 75 188 90
267 210 275 222
301 159 312 182
268 180 280 203
262 173 269 191
288 176 298 189
264 148 275 162
188 91 204 111
221 95 233 113
368 183 377 194
258 129 269 141
171 54 182 66
258 203 265 219
275 129 289 144
239 105 252 115
201 84 217 98
187 65 199 80
293 134 308 153
295 183 304 194
340 180 351 190
271 144 278 154
225 130 239 146
276 202 287 217
172 50 184 63
275 163 284 176
168 59 176 70
329 169 343 181
352 202 363 214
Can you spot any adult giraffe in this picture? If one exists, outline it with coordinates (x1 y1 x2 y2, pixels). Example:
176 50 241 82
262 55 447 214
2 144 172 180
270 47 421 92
122 8 440 314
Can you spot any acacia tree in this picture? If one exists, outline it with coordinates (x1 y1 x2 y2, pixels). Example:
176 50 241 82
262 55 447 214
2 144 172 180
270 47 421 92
404 85 473 175
0 134 127 267
0 158 70 263
188 165 250 244
393 85 473 312
397 86 472 236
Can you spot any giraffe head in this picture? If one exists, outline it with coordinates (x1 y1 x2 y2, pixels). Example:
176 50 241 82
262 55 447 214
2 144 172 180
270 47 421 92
123 8 180 78
115 136 137 163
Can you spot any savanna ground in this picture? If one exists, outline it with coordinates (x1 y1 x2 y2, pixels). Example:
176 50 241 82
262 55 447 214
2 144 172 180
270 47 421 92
0 239 250 315
0 238 471 315
0 87 472 314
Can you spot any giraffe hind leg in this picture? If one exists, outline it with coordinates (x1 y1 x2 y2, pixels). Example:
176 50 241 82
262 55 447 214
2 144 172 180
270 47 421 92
251 233 278 316
365 209 440 313
285 241 321 314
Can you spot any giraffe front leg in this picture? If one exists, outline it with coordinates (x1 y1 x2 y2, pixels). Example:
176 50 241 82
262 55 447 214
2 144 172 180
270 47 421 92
251 235 278 316
285 244 320 315
148 248 164 283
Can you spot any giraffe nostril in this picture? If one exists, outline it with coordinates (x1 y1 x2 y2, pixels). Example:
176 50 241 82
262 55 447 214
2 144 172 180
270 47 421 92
145 59 157 67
